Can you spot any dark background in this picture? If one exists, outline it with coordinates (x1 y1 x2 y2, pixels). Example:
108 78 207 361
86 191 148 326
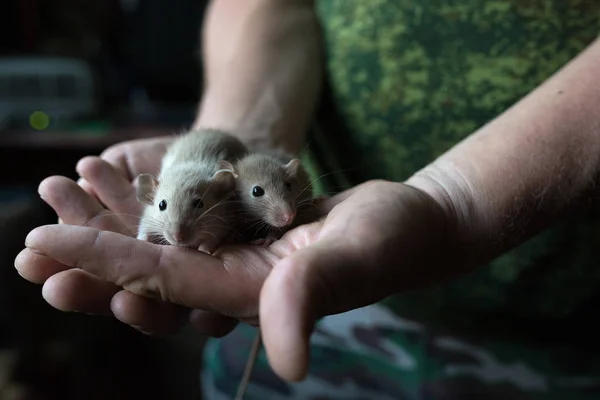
0 1 213 399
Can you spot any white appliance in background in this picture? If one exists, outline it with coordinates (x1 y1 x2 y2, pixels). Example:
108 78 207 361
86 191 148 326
0 57 95 130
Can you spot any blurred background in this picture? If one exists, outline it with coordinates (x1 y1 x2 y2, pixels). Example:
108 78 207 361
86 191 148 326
0 0 216 398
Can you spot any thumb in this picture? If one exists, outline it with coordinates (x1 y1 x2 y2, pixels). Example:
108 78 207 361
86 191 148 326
259 238 368 382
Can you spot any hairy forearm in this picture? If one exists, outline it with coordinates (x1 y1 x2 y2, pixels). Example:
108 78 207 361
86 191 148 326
407 38 600 268
192 0 323 154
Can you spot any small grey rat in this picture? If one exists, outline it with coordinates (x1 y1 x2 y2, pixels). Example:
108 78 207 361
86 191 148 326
230 151 319 399
135 128 248 253
223 149 314 245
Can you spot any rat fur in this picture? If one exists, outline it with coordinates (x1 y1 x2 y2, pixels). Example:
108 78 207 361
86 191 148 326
135 128 248 253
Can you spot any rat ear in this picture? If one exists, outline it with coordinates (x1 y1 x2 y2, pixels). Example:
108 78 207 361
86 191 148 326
135 173 158 205
211 169 237 197
217 160 238 178
283 158 301 176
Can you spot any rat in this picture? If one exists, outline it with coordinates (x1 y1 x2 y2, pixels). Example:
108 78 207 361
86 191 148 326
222 149 315 246
134 128 248 253
231 151 324 399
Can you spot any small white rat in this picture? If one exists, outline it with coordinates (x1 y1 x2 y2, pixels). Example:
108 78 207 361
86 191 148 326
135 128 247 253
223 149 315 245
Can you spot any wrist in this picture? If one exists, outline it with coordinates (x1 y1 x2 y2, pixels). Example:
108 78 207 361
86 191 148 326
403 166 482 273
193 0 323 154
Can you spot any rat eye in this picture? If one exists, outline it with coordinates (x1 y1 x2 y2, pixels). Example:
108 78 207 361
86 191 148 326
158 200 167 211
193 198 204 209
252 186 265 197
284 182 293 191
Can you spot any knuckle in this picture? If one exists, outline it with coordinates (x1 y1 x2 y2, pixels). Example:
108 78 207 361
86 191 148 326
125 246 172 303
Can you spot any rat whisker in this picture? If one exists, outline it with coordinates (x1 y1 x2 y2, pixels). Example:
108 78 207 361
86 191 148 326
263 196 279 212
296 201 321 213
249 221 268 239
200 179 218 200
296 139 313 158
195 220 230 229
245 218 267 233
83 211 144 228
196 213 229 224
197 229 218 242
141 218 166 232
296 197 322 208
196 195 233 221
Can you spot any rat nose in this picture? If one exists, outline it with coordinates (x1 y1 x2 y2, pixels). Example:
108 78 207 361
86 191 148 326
280 210 296 225
173 231 186 242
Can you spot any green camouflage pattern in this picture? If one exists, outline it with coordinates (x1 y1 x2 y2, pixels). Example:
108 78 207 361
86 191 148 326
202 306 600 399
201 0 600 398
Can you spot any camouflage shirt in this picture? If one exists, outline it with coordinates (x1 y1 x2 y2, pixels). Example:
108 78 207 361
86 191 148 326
201 2 600 399
310 0 600 342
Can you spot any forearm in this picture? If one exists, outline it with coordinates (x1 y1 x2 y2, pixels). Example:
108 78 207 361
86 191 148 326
407 38 600 268
192 0 323 154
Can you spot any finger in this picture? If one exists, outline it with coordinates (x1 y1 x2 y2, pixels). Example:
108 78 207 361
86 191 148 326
313 182 371 217
38 176 131 235
38 264 189 336
189 309 239 337
77 177 99 203
25 225 271 317
99 143 133 180
313 180 384 217
260 238 367 382
15 248 70 284
315 185 363 216
39 176 102 224
76 156 143 223
100 136 170 181
110 290 187 336
17 248 122 317
42 269 120 316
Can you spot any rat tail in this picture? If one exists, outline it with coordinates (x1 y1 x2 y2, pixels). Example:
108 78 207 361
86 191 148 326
234 330 262 400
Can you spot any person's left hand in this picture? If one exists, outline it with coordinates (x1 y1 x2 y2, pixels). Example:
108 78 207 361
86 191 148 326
58 135 174 225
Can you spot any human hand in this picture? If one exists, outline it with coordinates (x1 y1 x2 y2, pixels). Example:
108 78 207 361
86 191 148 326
69 136 174 222
42 135 242 337
16 173 459 381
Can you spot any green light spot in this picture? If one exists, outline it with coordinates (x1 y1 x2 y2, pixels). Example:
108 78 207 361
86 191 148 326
30 111 50 130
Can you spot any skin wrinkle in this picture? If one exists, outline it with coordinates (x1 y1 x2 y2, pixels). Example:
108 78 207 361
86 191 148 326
144 246 167 302
113 240 163 301
406 168 469 240
72 229 104 272
266 236 299 261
